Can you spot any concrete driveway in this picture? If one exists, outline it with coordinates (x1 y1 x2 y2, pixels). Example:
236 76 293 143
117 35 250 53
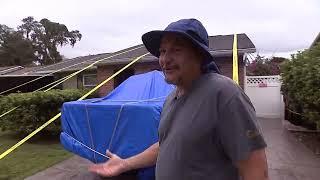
26 118 320 180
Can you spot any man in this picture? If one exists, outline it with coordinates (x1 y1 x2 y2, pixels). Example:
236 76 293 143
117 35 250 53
89 18 268 180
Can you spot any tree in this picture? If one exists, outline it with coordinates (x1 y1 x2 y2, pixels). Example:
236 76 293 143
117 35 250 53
0 17 82 66
246 55 286 76
0 24 36 66
18 16 82 65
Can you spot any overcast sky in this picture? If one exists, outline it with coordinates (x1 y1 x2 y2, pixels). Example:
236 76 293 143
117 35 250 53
1 0 319 59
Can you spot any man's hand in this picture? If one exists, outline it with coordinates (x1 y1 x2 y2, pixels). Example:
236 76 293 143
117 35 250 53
88 150 130 177
88 142 158 177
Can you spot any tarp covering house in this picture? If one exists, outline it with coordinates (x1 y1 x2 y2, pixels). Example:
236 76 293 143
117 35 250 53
60 70 174 179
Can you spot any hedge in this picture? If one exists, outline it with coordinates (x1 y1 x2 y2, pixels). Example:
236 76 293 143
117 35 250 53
0 89 97 136
281 43 320 130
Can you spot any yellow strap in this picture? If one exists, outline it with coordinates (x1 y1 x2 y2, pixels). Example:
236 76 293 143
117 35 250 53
0 45 144 95
0 107 18 118
232 34 239 84
0 53 149 160
35 75 73 92
0 46 144 118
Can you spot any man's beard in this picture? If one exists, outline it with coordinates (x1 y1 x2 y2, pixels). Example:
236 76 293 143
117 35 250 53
164 76 183 85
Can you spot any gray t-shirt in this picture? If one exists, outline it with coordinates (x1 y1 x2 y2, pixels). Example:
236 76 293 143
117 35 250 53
156 73 266 180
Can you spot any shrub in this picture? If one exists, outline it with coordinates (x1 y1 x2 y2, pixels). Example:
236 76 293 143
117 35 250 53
0 89 97 136
281 43 320 130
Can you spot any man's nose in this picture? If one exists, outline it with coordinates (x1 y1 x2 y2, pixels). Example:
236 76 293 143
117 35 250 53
162 51 172 64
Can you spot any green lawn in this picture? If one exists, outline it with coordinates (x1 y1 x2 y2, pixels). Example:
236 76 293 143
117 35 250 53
0 131 72 180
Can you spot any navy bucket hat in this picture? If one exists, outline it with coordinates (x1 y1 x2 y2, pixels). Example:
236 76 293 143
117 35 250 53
142 18 220 73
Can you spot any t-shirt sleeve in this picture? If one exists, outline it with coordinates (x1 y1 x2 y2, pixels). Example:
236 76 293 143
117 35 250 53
217 91 267 163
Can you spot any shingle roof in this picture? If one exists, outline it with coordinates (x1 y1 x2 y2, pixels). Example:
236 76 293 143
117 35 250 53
209 33 255 51
209 33 256 56
0 66 23 75
33 53 111 74
0 66 42 76
97 33 256 65
0 33 255 76
0 53 111 76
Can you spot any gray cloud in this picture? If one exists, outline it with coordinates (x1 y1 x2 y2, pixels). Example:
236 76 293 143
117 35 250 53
1 0 319 58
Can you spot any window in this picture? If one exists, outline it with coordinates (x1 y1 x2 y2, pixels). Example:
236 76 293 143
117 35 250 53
83 74 97 87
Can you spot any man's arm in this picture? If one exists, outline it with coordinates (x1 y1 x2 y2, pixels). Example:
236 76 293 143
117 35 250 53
237 149 269 180
126 142 159 169
89 142 159 177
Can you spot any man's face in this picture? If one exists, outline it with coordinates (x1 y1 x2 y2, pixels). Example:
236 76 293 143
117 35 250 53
159 33 202 85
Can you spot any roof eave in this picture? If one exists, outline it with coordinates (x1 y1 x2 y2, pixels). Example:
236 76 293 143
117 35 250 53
96 58 158 66
55 66 97 74
310 32 320 48
210 48 256 57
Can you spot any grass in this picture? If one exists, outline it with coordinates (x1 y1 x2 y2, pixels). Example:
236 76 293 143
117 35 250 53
0 131 72 180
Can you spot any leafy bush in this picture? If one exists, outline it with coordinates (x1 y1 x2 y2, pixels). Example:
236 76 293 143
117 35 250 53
281 43 320 130
0 89 97 136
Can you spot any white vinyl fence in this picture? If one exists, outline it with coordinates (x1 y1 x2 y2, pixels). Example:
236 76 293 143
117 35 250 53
244 75 284 118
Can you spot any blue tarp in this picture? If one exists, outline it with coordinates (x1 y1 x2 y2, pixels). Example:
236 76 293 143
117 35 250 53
60 70 174 180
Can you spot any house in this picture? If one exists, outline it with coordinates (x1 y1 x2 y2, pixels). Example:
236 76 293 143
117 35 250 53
310 32 320 48
96 33 256 96
0 66 54 94
0 53 110 94
0 33 256 97
27 53 111 90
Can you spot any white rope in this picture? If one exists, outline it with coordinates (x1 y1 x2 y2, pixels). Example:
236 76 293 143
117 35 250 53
107 104 124 151
85 103 97 163
63 132 111 159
